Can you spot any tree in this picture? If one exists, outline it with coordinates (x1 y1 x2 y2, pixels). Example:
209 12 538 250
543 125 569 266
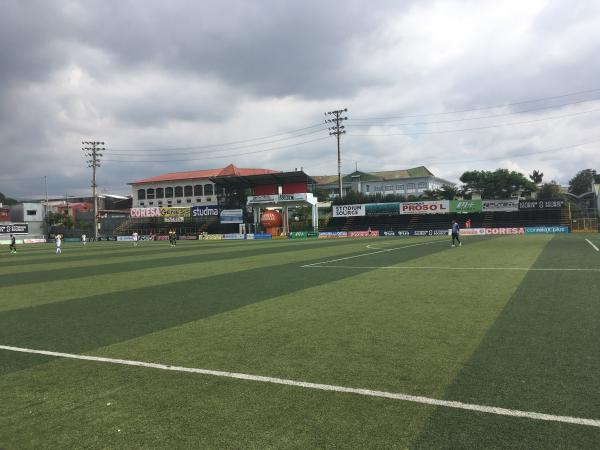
459 169 536 199
529 170 544 185
537 181 563 199
568 169 598 195
437 184 458 200
0 192 18 205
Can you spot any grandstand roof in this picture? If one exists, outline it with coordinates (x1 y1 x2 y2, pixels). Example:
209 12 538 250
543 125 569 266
211 170 316 189
129 164 278 185
311 166 437 185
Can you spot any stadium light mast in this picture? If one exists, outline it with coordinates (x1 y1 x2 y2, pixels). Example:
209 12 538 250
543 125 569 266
325 108 348 198
82 141 105 241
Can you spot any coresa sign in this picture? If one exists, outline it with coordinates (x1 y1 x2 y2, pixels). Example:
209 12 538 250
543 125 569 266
400 201 449 215
130 207 161 218
332 204 366 217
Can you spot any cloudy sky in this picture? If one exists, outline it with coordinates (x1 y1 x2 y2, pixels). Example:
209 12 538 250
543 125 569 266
1 0 600 199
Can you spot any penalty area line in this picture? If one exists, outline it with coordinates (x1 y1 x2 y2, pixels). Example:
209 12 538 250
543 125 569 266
1 345 599 428
585 239 599 252
302 265 600 272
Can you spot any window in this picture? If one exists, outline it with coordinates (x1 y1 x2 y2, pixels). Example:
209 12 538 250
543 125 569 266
184 185 193 197
167 200 172 205
385 185 393 191
186 199 191 203
418 182 427 189
204 184 214 195
196 198 202 203
177 199 182 204
149 201 154 205
137 189 146 200
140 202 145 206
407 183 416 192
27 210 37 216
206 197 212 202
365 185 370 192
194 185 203 196
146 188 155 199
158 201 163 205
374 185 383 192
396 184 404 191
165 187 174 198
175 186 183 197
156 188 164 199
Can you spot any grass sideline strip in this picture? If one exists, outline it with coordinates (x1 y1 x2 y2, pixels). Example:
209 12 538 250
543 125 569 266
2 344 599 429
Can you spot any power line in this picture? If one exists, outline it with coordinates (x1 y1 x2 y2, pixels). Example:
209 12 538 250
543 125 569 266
106 127 328 156
82 141 104 240
348 107 600 137
108 122 325 152
350 87 600 120
349 97 600 127
103 136 330 163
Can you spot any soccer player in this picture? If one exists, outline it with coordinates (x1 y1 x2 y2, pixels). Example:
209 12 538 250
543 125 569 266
133 231 138 246
81 234 87 245
451 220 461 247
55 234 62 254
9 234 17 254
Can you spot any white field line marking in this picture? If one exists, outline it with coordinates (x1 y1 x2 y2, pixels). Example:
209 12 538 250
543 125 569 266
302 265 600 272
585 239 600 252
1 345 599 429
302 239 447 267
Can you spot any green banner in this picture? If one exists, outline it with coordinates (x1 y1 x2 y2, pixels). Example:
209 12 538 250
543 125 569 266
449 200 482 213
365 203 400 215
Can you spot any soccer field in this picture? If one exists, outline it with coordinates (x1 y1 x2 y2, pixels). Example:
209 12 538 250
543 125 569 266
1 234 599 449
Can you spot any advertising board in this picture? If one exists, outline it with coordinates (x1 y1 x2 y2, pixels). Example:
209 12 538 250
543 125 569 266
332 204 366 217
449 200 482 213
318 231 348 238
484 227 525 235
348 230 380 237
382 230 411 236
130 207 161 218
518 199 565 210
223 233 246 240
0 223 28 234
482 199 519 212
253 233 272 239
191 205 220 217
400 201 449 215
366 203 401 216
220 209 244 224
160 207 190 218
200 234 223 240
460 228 486 236
411 229 450 236
525 226 569 233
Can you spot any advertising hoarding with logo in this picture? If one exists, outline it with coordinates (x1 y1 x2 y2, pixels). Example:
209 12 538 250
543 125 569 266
400 201 449 215
411 229 450 236
160 207 191 218
332 204 366 217
130 207 161 218
366 203 401 216
449 200 482 213
220 209 244 223
0 223 28 234
484 227 525 235
482 200 519 212
318 231 348 238
518 199 565 210
525 226 569 233
192 205 220 217
348 230 380 237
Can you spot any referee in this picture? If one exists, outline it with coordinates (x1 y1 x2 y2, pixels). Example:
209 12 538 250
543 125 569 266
451 220 461 247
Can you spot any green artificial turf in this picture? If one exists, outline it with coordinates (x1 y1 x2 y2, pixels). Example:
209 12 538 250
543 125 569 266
1 234 599 448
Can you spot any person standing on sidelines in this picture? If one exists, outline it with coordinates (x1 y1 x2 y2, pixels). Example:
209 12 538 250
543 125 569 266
81 233 87 246
55 234 62 254
133 231 138 247
451 220 461 247
9 234 17 254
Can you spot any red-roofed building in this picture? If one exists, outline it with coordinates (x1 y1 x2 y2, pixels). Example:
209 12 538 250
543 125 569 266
129 164 278 208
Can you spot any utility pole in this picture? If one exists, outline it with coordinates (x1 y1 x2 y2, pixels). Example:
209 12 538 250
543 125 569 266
82 141 105 240
44 176 48 238
325 108 348 198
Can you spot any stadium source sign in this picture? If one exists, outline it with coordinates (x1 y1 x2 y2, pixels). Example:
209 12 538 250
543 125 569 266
0 223 28 234
518 199 565 210
400 201 449 214
332 204 366 217
482 199 519 212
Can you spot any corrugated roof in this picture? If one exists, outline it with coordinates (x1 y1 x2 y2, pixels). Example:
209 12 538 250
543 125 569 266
313 166 436 185
129 164 278 185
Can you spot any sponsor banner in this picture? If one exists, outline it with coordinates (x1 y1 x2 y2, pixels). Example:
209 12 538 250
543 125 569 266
482 199 519 212
366 203 401 216
164 217 185 223
289 231 319 239
348 230 380 237
200 234 223 240
160 207 190 218
247 194 277 203
460 228 486 236
24 238 47 244
0 239 24 245
253 233 272 240
117 236 135 241
179 235 198 240
412 229 449 236
318 231 348 238
518 199 565 210
192 205 220 217
0 223 29 234
156 235 170 241
485 227 525 235
271 235 289 240
450 200 482 213
247 193 308 204
525 226 569 234
400 201 449 215
223 233 246 240
130 207 161 218
64 237 81 242
382 230 411 237
332 204 366 217
278 193 307 202
220 209 244 224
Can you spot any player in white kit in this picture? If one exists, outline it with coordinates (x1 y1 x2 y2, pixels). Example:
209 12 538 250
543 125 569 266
55 234 62 254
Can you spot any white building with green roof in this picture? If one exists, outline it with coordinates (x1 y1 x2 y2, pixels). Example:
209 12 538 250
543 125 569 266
311 166 455 198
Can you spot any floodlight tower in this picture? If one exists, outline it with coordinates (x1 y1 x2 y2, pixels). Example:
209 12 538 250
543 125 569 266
325 108 348 198
82 141 105 240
